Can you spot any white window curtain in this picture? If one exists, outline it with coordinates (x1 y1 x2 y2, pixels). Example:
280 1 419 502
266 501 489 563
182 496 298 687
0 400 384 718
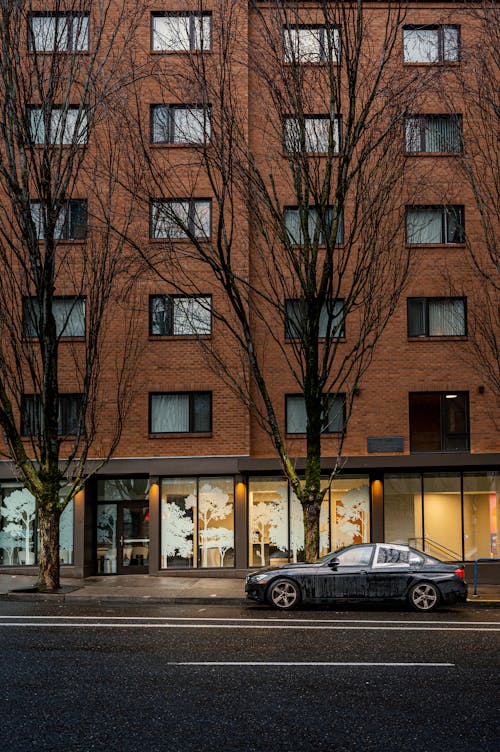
407 208 442 244
287 396 307 433
443 26 459 61
403 29 439 62
173 108 210 144
31 16 58 50
73 16 89 51
153 16 190 50
285 117 338 153
173 297 211 335
429 300 464 336
53 299 85 337
151 394 189 432
191 201 211 237
152 201 189 238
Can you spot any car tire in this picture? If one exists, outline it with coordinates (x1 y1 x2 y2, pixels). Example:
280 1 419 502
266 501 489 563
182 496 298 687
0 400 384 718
268 578 301 610
408 581 441 612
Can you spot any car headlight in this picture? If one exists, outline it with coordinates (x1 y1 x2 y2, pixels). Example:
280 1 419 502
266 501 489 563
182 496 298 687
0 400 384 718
251 573 272 583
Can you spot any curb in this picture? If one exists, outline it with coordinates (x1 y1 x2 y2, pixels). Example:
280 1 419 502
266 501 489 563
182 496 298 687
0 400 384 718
1 592 499 607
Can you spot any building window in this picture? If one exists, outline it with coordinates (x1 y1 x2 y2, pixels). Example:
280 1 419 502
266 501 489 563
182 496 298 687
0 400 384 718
30 199 87 240
161 477 234 568
283 116 340 153
283 25 340 63
23 297 85 338
409 392 469 452
21 394 83 437
284 207 343 245
29 107 88 145
151 105 211 145
151 199 211 239
151 12 211 51
28 13 89 51
406 206 464 244
150 295 211 336
403 25 460 63
286 394 345 434
150 392 211 434
285 299 344 339
405 115 462 153
407 297 466 337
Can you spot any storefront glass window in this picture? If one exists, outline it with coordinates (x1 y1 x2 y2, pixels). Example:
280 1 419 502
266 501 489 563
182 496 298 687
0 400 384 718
198 478 234 567
97 478 149 501
249 478 288 567
0 485 36 566
161 478 196 568
463 472 499 560
290 480 330 561
423 473 462 560
384 474 423 545
59 500 74 565
330 476 370 550
160 477 234 568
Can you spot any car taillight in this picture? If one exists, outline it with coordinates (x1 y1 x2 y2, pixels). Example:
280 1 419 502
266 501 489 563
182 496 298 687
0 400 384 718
454 567 465 580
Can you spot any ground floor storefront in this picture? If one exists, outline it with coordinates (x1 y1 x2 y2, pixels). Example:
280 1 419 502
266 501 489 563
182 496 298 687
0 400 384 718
0 455 498 579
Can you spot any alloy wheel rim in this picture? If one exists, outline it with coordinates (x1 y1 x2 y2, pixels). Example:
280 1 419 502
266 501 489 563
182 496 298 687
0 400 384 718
272 582 297 607
412 583 438 610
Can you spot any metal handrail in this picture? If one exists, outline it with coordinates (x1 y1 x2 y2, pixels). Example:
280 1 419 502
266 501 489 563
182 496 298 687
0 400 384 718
473 558 500 596
408 536 462 561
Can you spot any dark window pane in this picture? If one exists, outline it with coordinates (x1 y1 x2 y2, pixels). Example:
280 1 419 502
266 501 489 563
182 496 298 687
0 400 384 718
443 394 468 451
193 393 211 432
408 299 425 336
409 393 441 451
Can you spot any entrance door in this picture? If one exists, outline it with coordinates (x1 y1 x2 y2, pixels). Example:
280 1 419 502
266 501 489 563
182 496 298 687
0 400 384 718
117 503 150 573
96 502 149 574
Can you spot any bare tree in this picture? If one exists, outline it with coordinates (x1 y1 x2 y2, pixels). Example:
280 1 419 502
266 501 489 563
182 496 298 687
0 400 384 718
0 1 145 590
129 0 430 561
443 0 499 395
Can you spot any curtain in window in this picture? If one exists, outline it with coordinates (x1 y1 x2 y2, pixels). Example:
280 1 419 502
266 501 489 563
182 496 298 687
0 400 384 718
445 208 464 243
408 299 426 336
403 29 439 62
407 208 442 243
287 396 307 433
59 395 81 435
53 299 85 337
443 27 459 61
152 106 170 143
319 300 344 338
151 394 189 432
429 299 464 336
174 297 211 335
325 396 344 433
153 16 190 50
192 201 211 237
152 201 189 238
173 108 209 144
284 28 322 63
31 17 58 50
424 117 461 152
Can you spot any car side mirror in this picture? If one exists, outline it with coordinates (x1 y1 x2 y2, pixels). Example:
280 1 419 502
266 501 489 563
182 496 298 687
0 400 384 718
328 557 340 570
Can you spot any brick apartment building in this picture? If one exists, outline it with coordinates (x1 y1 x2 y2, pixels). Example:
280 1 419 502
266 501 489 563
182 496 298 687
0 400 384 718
0 1 498 580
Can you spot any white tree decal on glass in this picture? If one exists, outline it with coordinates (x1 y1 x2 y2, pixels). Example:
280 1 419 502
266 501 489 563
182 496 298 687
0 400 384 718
199 527 233 566
198 483 233 567
333 486 370 549
0 489 36 564
250 486 288 566
162 500 194 565
0 530 17 564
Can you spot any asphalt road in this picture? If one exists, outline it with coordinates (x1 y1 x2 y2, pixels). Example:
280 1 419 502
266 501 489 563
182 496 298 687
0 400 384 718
0 601 498 752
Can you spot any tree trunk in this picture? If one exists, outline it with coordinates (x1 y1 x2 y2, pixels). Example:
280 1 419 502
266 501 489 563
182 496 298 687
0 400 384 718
37 506 61 591
303 501 321 563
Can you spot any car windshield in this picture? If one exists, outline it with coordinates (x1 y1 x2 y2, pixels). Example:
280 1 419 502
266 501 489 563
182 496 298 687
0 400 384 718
316 548 348 564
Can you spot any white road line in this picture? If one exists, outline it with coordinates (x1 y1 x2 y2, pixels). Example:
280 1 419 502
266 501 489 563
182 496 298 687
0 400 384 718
0 622 498 631
0 615 497 625
173 661 455 667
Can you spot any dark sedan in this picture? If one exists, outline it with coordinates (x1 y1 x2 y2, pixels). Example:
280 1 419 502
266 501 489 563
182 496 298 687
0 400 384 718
245 543 467 611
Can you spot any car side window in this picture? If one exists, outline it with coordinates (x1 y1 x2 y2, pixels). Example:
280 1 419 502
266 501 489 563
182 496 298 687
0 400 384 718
336 546 373 567
376 546 410 566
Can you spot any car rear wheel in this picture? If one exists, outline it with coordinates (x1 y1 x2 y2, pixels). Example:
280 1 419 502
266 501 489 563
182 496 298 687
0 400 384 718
268 578 301 610
408 581 440 612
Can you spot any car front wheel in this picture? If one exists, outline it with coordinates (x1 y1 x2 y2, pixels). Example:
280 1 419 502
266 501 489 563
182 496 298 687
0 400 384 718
268 578 301 610
408 581 440 612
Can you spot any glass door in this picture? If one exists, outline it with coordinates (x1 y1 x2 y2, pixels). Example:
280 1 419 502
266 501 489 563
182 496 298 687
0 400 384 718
118 502 150 573
96 501 150 574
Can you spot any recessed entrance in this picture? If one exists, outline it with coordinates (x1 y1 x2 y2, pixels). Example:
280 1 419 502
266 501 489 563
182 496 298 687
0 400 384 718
96 501 150 574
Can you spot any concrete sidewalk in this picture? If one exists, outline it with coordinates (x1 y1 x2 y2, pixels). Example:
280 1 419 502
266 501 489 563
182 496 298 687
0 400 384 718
1 573 499 606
